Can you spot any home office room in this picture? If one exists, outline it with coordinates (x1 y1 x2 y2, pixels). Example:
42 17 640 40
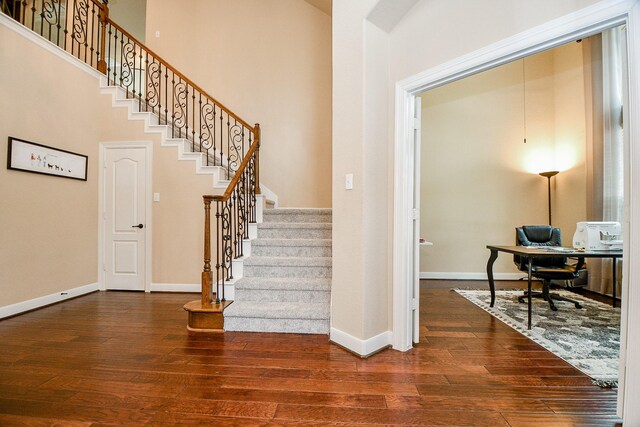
417 24 627 398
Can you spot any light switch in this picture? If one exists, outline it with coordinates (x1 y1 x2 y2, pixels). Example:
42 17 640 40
153 192 160 202
345 173 353 190
155 30 160 38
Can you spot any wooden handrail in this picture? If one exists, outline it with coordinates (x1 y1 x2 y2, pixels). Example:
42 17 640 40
103 17 256 133
207 123 261 202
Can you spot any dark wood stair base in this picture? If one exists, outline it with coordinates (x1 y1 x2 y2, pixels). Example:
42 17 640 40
183 299 233 332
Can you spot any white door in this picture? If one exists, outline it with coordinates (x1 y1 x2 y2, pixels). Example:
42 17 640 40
104 147 147 291
412 97 422 343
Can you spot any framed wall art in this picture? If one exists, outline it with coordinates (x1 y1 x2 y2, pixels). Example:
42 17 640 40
7 137 88 181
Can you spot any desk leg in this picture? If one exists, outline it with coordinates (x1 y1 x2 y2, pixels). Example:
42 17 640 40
527 257 533 330
612 257 617 308
486 249 498 307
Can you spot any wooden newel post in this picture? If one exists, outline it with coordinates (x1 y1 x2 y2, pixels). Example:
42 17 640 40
97 1 109 74
254 123 261 194
202 197 213 308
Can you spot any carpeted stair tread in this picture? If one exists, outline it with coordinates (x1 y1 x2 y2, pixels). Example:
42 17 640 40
224 301 329 320
251 238 332 247
243 256 331 267
258 222 332 229
263 208 332 215
234 277 331 291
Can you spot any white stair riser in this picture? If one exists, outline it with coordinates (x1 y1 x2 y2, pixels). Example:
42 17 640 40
244 265 331 278
251 245 331 257
224 317 329 334
234 289 331 303
257 228 331 239
263 213 332 223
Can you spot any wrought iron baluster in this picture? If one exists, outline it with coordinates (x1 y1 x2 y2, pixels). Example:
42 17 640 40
170 72 175 137
163 67 168 126
225 197 233 283
185 83 190 147
219 110 224 174
62 0 68 49
130 39 136 100
56 0 63 47
29 0 34 30
191 88 196 149
118 29 123 88
215 200 222 304
39 0 44 38
88 1 95 65
212 105 217 165
198 94 203 155
108 24 115 84
137 48 142 107
144 52 150 111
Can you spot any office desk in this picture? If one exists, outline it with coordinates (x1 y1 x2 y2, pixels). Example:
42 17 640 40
486 245 623 329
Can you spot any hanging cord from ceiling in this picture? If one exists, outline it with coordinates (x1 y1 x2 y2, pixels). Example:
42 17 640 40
523 57 527 144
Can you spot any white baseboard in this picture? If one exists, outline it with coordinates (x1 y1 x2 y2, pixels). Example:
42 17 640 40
420 272 523 280
0 282 99 319
330 327 392 357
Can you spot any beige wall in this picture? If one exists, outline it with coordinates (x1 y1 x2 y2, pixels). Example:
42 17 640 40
419 41 588 276
553 42 588 240
1 22 223 307
331 0 383 341
109 0 147 43
332 0 603 345
0 25 100 307
144 0 332 208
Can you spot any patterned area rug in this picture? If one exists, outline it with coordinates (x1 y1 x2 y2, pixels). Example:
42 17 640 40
455 289 620 387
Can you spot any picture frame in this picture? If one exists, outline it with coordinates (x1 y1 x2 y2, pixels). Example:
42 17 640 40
7 137 88 181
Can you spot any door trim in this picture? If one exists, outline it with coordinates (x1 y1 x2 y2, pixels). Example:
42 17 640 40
98 141 153 292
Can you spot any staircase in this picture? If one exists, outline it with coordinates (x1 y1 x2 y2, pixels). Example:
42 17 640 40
2 0 332 335
99 83 232 189
224 208 332 334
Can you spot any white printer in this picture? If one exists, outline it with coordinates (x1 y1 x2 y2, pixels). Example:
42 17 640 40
573 221 623 250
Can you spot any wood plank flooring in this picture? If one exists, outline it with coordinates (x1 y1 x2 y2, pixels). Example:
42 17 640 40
0 281 622 426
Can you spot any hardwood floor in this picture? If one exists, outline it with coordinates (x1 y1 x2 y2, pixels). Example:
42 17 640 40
0 281 622 426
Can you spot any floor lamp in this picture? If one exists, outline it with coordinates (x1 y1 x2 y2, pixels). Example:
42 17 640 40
539 170 559 225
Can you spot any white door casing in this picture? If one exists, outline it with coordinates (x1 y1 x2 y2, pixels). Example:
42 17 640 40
412 97 422 344
100 143 152 291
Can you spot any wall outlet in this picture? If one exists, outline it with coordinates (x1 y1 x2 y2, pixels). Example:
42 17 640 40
153 192 160 202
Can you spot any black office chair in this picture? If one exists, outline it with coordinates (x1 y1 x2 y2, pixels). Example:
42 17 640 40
514 225 585 311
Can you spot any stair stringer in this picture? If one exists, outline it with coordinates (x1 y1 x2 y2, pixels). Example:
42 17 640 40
99 79 233 189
